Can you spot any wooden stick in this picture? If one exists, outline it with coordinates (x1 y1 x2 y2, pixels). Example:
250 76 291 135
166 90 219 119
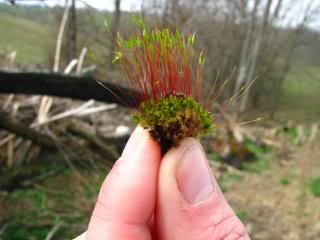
0 115 55 148
44 221 63 240
54 0 70 72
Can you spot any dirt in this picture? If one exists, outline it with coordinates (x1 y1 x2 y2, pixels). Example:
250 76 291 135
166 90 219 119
1 122 319 239
222 143 320 240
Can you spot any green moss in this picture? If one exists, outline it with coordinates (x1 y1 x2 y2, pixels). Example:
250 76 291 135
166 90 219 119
133 96 213 151
134 96 212 129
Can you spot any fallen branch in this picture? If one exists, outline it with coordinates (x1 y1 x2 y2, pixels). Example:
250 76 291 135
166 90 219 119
0 114 55 148
0 134 15 147
67 120 119 160
0 70 138 107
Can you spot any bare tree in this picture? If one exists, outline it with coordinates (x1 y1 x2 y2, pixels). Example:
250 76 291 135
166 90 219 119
269 0 320 118
109 0 121 66
233 0 260 101
66 0 77 62
38 0 70 124
238 0 273 112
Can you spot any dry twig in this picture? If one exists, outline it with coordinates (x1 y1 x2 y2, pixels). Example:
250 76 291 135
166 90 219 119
44 221 63 240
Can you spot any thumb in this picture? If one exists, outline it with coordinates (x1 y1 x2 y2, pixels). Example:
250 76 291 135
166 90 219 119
86 126 161 240
155 138 250 240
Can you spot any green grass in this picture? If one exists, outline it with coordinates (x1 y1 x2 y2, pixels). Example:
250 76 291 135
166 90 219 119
208 152 221 162
0 8 110 73
1 167 99 239
243 156 270 173
242 139 271 173
282 65 320 96
10 189 49 211
236 210 248 222
218 173 244 192
280 177 290 186
250 64 320 123
2 224 52 240
0 13 53 64
310 177 320 197
276 64 320 122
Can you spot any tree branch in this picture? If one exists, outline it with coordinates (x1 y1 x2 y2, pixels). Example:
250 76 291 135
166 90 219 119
0 115 55 148
0 70 138 107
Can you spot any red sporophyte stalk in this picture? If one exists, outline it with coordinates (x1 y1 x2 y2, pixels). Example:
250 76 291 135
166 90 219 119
114 28 205 104
113 18 213 152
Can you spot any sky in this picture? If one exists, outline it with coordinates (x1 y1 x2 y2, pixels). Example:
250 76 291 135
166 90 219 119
8 0 144 11
74 0 143 11
2 0 319 29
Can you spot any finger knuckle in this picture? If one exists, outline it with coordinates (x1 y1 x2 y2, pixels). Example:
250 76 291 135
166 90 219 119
210 215 248 240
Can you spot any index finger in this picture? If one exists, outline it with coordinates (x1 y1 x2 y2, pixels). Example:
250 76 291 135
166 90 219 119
86 126 161 240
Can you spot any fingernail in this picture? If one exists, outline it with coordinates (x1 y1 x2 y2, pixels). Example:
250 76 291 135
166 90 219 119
176 144 214 204
121 126 144 159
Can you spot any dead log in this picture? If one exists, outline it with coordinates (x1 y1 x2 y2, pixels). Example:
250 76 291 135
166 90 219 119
67 120 119 161
0 70 138 107
0 114 55 148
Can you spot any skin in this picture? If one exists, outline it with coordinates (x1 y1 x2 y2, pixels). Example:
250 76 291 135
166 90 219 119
75 126 250 240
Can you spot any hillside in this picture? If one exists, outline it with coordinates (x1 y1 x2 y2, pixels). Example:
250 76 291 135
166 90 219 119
0 12 52 65
0 3 319 122
0 3 113 70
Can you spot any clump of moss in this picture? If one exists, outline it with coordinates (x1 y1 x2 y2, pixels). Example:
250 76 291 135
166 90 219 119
134 95 213 152
112 17 214 152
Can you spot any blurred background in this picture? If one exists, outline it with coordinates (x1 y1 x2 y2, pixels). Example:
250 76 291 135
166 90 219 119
0 0 319 239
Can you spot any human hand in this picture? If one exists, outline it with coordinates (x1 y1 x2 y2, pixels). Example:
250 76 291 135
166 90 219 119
75 126 250 240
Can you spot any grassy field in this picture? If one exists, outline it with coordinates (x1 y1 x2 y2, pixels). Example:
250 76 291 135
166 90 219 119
245 64 320 124
0 6 111 74
0 13 53 65
279 65 320 122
